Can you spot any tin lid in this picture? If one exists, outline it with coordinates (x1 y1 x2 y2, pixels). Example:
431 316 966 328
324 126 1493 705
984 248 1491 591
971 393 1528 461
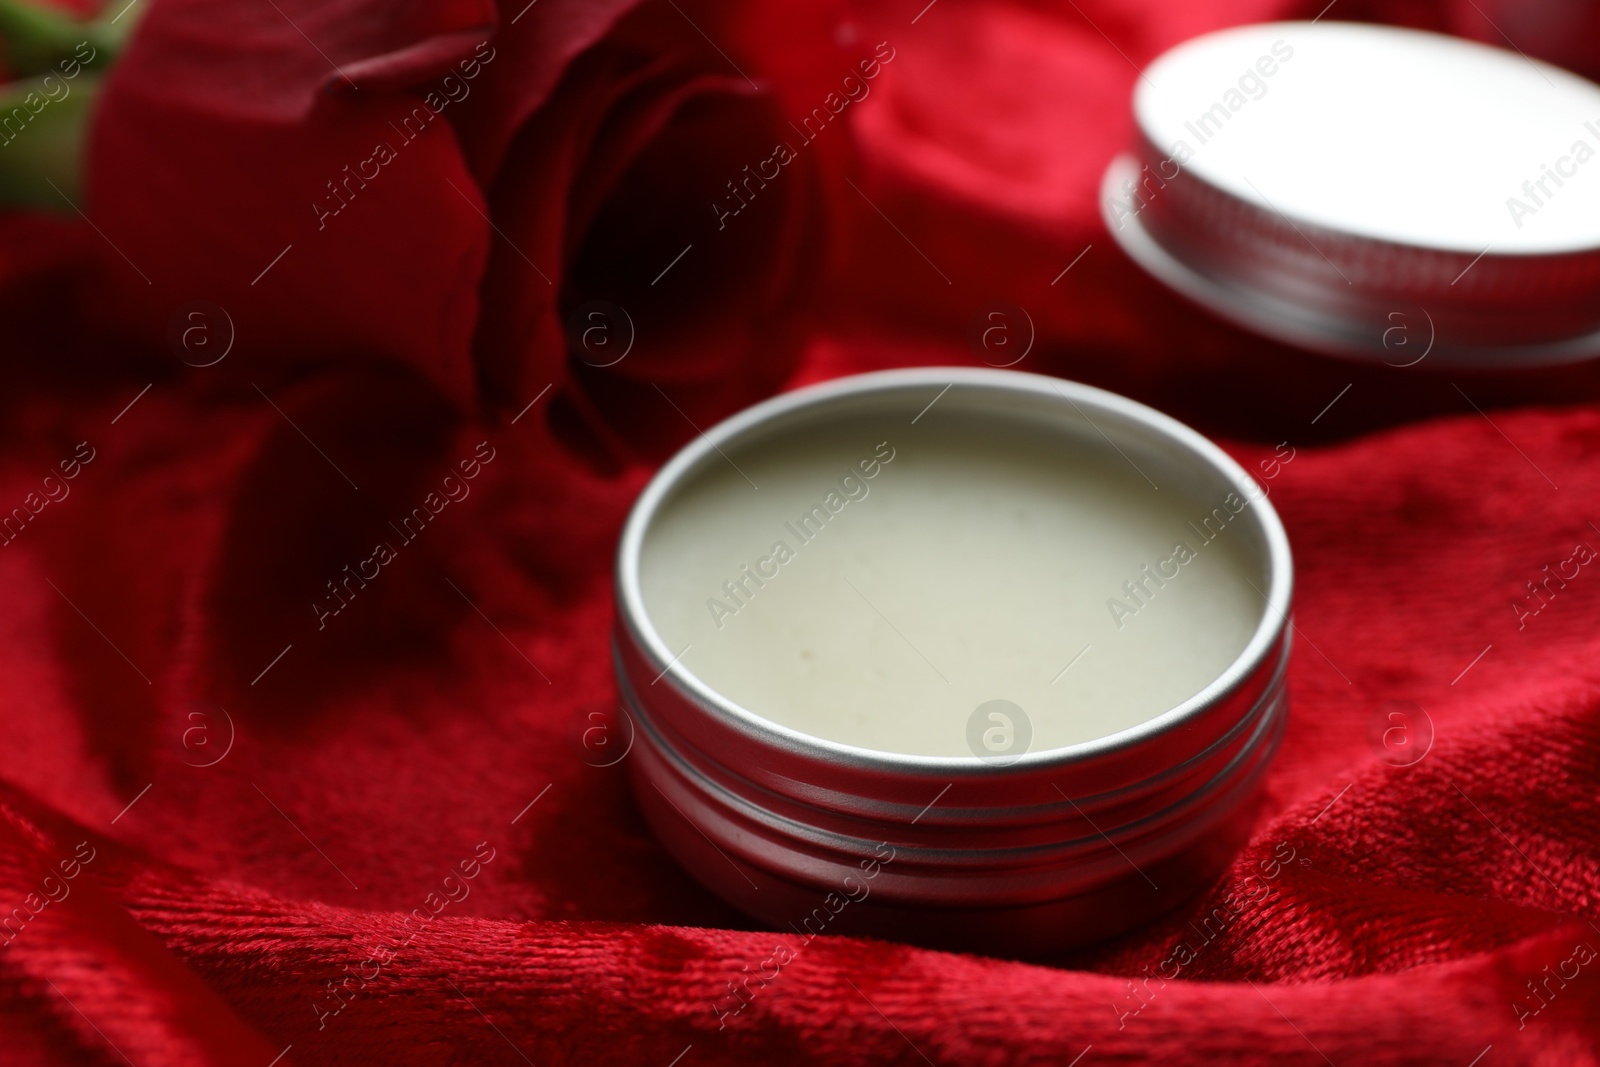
1104 21 1600 366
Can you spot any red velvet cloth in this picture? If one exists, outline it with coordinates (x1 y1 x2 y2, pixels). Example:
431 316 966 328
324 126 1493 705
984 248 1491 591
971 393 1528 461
5 0 1600 1063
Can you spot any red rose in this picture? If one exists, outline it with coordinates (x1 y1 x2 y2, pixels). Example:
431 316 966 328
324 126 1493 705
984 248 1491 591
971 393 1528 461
86 0 848 459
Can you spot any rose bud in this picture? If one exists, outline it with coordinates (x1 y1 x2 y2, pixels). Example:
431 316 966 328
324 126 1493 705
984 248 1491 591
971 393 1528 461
72 0 849 461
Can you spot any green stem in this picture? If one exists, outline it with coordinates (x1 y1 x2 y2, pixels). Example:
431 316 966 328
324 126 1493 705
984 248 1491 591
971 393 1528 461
0 0 126 79
0 70 97 207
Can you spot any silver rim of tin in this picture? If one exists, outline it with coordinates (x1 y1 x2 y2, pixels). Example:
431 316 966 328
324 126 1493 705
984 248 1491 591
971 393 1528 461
1101 151 1600 368
616 367 1291 774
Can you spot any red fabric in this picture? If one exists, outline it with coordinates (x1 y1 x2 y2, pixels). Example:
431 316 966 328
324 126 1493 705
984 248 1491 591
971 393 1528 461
5 0 1600 1063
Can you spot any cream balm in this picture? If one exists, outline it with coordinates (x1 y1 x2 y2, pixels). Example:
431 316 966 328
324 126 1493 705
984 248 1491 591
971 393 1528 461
641 418 1260 756
614 369 1292 954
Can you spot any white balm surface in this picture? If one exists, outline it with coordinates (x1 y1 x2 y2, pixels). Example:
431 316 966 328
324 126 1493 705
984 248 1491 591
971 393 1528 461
640 417 1262 757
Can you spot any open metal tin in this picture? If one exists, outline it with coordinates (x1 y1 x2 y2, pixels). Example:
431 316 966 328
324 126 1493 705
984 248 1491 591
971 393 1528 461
613 368 1293 956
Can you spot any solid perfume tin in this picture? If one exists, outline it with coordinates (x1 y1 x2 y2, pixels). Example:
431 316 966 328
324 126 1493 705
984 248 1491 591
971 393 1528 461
613 368 1293 955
